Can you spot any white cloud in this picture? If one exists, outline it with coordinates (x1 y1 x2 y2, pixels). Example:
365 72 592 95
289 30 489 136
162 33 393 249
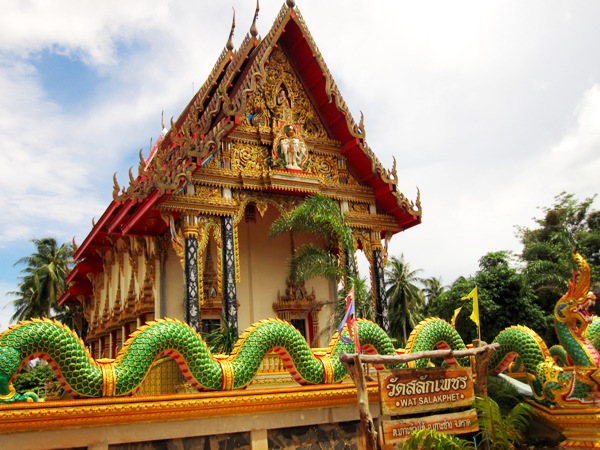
0 0 599 319
0 1 171 65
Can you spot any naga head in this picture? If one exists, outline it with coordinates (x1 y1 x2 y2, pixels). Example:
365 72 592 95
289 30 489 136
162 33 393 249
555 249 596 331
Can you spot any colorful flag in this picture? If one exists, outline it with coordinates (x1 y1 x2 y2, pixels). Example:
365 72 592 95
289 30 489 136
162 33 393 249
461 287 480 327
337 287 361 352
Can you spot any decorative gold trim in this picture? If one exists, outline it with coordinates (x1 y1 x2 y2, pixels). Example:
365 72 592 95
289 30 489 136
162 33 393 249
99 360 117 397
0 383 379 434
533 402 600 448
0 385 16 402
217 358 235 390
318 355 335 385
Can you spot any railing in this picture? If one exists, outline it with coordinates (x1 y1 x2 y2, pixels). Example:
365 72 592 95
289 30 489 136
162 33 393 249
257 352 287 374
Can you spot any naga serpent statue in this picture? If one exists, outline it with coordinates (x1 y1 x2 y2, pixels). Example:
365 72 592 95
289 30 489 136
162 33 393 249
0 310 475 403
1 249 598 407
488 249 600 407
0 317 404 403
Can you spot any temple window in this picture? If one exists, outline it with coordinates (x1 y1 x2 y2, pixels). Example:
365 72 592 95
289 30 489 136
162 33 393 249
273 279 320 346
201 318 222 336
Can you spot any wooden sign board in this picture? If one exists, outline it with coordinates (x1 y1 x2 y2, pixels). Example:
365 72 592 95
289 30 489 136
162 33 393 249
378 367 474 416
381 409 479 444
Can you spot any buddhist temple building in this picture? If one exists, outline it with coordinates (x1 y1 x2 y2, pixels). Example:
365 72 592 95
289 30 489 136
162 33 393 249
0 3 422 448
59 1 421 358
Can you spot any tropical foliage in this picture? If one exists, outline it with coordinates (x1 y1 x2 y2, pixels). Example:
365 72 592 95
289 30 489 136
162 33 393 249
422 276 446 304
427 251 547 344
517 192 600 312
12 361 57 397
203 314 239 354
399 396 534 450
10 237 73 324
475 396 534 450
398 428 474 450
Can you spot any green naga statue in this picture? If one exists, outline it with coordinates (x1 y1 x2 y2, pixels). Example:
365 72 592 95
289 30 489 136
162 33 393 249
490 248 600 406
1 249 598 407
0 317 402 402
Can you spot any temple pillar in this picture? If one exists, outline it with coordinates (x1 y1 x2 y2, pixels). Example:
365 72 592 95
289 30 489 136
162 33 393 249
183 215 201 332
222 215 239 338
372 248 389 334
344 247 357 279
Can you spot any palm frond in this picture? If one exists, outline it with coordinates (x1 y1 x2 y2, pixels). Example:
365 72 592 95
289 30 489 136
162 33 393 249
269 195 352 251
504 402 535 440
203 314 239 354
288 245 342 283
475 396 533 450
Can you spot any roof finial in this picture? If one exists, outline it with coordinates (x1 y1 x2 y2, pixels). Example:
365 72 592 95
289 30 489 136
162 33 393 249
286 0 295 8
250 0 260 38
226 8 236 51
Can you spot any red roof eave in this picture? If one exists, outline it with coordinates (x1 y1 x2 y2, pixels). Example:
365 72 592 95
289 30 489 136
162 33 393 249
74 201 119 260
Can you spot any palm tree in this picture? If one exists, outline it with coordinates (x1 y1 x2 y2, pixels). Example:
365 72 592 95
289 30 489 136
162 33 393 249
385 255 425 346
270 195 360 345
10 238 73 323
269 194 353 284
422 276 446 304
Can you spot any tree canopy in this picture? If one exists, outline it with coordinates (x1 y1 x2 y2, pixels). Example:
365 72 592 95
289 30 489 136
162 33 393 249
427 251 548 344
425 193 597 345
517 192 600 313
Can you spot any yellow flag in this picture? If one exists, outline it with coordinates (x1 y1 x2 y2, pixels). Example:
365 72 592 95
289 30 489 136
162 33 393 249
461 287 479 327
451 307 462 328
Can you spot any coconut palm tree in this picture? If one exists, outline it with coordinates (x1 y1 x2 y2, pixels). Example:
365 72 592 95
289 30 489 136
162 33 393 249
422 276 446 304
384 255 425 346
10 238 73 323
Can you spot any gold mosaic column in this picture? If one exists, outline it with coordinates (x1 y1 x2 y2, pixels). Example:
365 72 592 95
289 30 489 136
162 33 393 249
183 215 201 332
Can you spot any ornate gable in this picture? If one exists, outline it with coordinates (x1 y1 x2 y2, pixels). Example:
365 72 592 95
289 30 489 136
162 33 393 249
198 46 356 191
111 3 420 225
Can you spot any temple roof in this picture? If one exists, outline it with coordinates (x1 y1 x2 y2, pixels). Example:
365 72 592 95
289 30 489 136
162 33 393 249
61 1 421 306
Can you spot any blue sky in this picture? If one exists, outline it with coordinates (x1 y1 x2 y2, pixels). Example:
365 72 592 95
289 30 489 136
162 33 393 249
1 0 599 331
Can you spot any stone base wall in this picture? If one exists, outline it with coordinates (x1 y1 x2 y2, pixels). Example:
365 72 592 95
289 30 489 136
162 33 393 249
268 422 360 449
109 432 251 450
0 384 381 450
